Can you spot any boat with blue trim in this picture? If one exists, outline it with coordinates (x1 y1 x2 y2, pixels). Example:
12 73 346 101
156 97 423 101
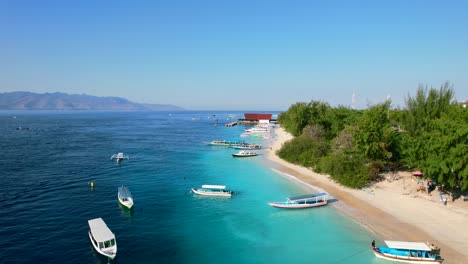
371 240 442 263
268 193 328 209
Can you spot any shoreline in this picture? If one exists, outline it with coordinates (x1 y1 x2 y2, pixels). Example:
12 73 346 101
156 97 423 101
265 126 468 264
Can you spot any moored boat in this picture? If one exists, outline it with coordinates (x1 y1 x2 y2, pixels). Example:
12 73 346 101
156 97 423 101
232 150 258 157
230 143 262 150
244 127 270 133
371 240 442 263
209 139 244 146
88 218 117 259
192 185 233 197
268 193 328 209
118 185 134 209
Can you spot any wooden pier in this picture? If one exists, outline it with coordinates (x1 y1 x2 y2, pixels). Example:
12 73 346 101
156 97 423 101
225 122 238 127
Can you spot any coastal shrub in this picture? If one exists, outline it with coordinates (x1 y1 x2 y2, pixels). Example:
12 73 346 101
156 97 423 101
277 136 329 168
319 152 370 188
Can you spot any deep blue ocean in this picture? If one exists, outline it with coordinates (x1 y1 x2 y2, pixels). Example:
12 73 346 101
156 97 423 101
0 111 383 264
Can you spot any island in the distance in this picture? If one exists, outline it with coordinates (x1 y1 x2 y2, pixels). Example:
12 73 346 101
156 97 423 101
0 91 184 111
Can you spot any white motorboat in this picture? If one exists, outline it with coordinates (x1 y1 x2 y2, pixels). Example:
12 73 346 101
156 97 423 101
118 186 134 209
88 218 117 259
232 150 258 157
192 185 233 197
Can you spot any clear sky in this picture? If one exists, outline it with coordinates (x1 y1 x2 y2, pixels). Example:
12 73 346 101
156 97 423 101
1 0 467 110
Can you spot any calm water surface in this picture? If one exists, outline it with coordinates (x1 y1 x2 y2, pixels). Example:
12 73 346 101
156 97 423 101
0 111 383 263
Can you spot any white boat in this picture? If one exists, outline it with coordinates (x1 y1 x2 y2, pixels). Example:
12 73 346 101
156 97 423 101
88 218 117 259
268 193 328 209
110 152 129 161
209 139 244 146
192 185 233 197
371 240 442 263
118 186 134 209
244 127 270 133
232 150 258 157
230 143 262 150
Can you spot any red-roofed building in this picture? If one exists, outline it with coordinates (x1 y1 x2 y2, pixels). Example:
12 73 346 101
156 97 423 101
244 113 272 121
237 113 273 124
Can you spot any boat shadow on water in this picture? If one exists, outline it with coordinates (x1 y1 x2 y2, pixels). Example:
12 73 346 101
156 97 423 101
118 202 134 218
89 244 114 264
268 205 329 218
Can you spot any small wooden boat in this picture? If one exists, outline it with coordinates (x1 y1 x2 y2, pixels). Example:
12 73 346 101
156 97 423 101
110 152 129 161
88 218 117 259
371 240 442 263
232 150 258 157
192 185 233 197
118 186 134 209
268 193 328 209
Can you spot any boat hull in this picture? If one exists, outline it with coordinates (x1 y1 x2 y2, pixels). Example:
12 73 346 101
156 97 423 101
232 154 258 157
88 232 117 260
268 201 327 209
371 247 441 264
118 197 134 209
192 188 232 197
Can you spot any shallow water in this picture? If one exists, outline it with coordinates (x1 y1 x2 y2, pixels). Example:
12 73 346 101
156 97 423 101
0 111 383 263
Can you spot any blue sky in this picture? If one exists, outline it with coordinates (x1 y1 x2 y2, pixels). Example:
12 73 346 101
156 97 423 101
1 0 467 110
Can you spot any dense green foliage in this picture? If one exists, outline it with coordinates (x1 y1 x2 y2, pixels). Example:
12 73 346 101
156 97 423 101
318 152 370 188
277 83 468 191
276 135 329 168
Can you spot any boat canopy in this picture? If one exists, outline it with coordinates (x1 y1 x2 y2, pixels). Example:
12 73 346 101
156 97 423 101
288 192 328 201
384 241 432 251
118 186 132 198
88 218 115 243
202 185 226 190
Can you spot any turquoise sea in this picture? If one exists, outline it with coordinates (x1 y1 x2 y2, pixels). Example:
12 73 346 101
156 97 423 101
0 111 383 264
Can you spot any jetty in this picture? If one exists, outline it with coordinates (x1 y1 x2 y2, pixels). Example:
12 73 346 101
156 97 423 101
225 122 237 127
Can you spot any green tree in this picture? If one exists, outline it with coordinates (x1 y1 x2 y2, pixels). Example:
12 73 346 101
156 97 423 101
278 102 311 136
401 82 455 135
353 101 396 164
418 107 468 191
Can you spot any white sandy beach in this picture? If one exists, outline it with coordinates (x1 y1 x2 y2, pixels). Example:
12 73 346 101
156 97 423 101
266 126 468 264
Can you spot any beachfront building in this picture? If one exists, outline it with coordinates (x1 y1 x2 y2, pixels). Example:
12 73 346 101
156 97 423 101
238 113 274 124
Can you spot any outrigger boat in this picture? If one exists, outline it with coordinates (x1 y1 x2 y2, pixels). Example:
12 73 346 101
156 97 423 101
88 218 117 260
192 185 233 197
232 150 258 157
371 240 442 263
230 143 262 150
268 193 328 209
110 152 129 161
118 186 134 209
209 139 244 146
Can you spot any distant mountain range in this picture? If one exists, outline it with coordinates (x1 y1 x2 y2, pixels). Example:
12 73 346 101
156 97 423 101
0 92 184 111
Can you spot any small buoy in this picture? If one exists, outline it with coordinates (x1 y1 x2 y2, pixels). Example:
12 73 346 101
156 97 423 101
90 182 94 189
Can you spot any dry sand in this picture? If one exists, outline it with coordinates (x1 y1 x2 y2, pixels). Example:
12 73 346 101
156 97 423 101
265 126 468 264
